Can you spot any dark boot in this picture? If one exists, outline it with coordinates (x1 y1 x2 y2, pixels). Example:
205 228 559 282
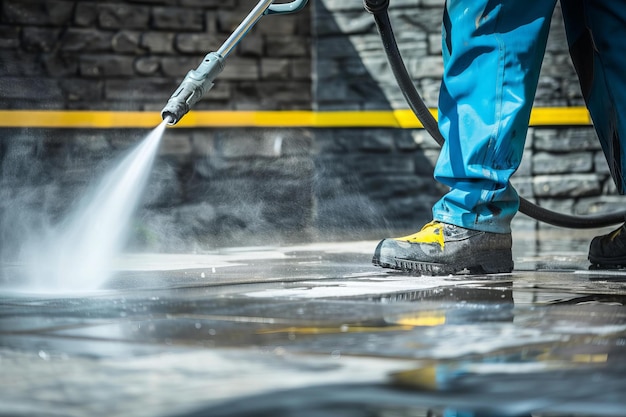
372 221 513 276
588 223 626 268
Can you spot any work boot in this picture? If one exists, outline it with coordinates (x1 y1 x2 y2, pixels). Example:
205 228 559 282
588 223 626 268
372 221 513 276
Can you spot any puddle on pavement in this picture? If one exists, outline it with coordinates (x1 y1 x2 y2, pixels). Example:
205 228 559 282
1 238 626 417
2 273 626 416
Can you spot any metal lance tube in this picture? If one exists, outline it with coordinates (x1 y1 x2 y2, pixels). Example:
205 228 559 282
160 0 279 125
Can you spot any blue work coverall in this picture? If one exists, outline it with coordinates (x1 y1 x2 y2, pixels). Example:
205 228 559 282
432 0 626 233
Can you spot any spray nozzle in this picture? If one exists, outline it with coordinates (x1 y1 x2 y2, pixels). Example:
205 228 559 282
161 52 225 125
162 114 175 125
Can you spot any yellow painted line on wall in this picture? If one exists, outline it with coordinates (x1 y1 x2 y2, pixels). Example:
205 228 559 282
176 110 316 128
0 107 591 129
529 106 592 126
0 110 163 128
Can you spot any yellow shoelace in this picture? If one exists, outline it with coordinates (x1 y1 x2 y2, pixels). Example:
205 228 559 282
393 221 445 249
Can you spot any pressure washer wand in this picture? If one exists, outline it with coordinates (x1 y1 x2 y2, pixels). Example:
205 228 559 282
161 0 308 125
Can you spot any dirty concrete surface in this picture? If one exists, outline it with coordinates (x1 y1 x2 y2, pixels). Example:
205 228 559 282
1 228 626 417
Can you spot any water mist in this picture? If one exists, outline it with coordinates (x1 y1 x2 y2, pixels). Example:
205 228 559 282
23 121 168 292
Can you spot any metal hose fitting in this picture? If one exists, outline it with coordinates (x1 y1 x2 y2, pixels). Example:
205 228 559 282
161 52 225 125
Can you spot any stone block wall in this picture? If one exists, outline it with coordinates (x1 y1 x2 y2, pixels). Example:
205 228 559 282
1 0 622 257
0 0 316 255
0 0 311 111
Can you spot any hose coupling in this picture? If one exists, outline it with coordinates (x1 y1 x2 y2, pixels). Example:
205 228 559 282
363 0 390 14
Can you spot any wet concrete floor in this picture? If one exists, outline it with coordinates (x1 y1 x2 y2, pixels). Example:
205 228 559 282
1 229 626 417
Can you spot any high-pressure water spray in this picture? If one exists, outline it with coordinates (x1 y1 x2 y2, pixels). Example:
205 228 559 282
161 0 309 125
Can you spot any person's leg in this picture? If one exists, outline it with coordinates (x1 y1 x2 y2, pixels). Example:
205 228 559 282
434 0 557 234
561 1 626 267
373 0 557 275
562 0 626 194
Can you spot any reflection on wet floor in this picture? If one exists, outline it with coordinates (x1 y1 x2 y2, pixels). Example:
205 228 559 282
1 237 626 417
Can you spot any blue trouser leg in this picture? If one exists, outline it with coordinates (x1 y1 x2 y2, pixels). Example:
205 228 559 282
562 0 626 194
432 0 557 233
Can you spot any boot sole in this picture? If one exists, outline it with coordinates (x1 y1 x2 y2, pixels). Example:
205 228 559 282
373 250 513 276
588 255 626 270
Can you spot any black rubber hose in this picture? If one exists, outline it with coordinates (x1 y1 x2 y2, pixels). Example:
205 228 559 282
366 1 626 229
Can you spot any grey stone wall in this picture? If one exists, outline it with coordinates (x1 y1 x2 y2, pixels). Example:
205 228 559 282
0 0 316 256
1 126 317 254
0 0 311 111
0 0 622 258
